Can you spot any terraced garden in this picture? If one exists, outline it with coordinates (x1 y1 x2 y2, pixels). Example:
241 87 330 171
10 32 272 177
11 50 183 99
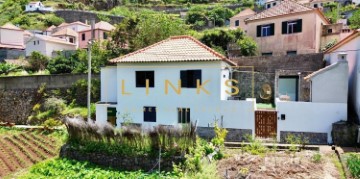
0 128 63 178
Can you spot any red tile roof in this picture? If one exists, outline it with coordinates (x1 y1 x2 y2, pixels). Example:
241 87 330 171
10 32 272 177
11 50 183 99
110 35 235 65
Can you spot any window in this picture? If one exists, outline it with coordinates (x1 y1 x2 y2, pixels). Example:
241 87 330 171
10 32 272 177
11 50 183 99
178 108 190 123
180 70 201 88
314 4 318 8
282 19 302 34
327 29 333 33
267 4 271 8
235 20 240 27
144 106 156 122
82 33 85 41
262 52 273 56
33 41 36 45
273 2 276 6
136 71 154 88
103 32 108 39
286 51 297 55
37 40 39 45
69 38 74 43
256 23 275 37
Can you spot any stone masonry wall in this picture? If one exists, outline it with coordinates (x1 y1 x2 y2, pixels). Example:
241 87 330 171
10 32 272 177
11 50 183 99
0 74 99 124
54 10 124 24
60 144 183 171
0 49 26 61
229 53 325 102
197 127 252 142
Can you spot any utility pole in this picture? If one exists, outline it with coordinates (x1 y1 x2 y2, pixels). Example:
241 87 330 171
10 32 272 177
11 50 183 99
87 19 95 121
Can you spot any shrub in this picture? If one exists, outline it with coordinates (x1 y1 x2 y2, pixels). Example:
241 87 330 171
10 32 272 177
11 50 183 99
44 97 66 115
211 122 228 147
42 118 63 128
0 63 20 75
47 55 75 74
29 51 49 72
67 79 100 106
243 137 268 155
347 153 360 178
311 153 322 163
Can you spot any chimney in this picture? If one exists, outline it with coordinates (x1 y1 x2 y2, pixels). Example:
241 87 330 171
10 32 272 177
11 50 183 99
338 52 347 62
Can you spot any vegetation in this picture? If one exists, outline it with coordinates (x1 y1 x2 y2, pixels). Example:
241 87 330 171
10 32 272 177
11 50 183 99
0 63 21 76
346 153 360 178
349 9 360 30
19 158 177 179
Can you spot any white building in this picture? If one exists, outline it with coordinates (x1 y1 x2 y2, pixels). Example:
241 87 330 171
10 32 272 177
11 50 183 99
25 34 76 57
53 21 90 33
325 29 360 123
25 1 53 12
96 36 256 140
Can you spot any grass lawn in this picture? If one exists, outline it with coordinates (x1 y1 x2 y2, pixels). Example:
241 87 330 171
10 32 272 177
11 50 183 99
256 103 275 109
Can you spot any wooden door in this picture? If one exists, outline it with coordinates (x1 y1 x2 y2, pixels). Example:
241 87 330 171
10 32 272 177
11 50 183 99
255 110 277 138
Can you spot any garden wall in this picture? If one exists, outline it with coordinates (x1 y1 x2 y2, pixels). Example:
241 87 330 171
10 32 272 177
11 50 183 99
60 144 183 172
0 74 99 124
54 10 124 24
0 49 25 61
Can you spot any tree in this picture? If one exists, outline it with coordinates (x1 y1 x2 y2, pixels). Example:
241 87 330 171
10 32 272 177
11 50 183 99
47 55 75 74
206 6 234 27
29 51 49 71
185 6 207 30
349 9 360 30
237 36 257 56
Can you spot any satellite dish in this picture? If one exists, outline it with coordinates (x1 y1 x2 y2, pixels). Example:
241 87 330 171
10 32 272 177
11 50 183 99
259 84 272 100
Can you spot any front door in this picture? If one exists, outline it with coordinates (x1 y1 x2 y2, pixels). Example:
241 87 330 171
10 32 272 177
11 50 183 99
255 110 277 138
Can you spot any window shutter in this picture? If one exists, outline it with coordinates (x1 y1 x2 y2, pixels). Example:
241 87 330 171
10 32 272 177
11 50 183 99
186 108 190 123
146 71 155 87
150 107 156 122
296 19 302 33
282 21 288 34
270 23 275 35
257 25 261 37
178 108 182 123
194 70 202 87
235 20 239 26
144 107 149 121
180 70 188 87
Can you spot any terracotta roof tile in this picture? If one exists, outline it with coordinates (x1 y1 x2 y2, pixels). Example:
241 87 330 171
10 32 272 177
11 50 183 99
52 28 78 37
231 8 256 19
30 34 76 46
79 21 115 32
1 23 22 31
0 43 25 49
110 35 235 65
246 0 313 21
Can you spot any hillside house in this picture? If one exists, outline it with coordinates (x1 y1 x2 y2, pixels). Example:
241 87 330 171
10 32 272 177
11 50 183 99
96 35 256 141
244 0 332 56
25 34 76 57
51 28 78 47
0 23 25 60
53 21 90 33
229 8 256 31
78 21 115 49
325 29 360 123
25 1 53 12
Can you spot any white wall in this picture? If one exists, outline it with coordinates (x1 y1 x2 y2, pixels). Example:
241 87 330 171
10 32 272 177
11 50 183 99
95 103 117 125
325 35 360 120
25 38 47 56
45 41 76 57
311 61 349 103
100 66 117 103
96 61 255 134
276 99 347 143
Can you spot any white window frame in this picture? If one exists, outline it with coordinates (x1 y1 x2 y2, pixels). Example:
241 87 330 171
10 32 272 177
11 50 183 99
287 21 297 34
261 25 271 37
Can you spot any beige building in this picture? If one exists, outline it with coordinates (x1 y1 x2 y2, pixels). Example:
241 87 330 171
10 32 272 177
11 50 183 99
0 23 24 49
229 8 256 31
244 0 330 56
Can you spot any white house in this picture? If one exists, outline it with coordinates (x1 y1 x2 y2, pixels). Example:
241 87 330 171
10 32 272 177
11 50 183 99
325 29 360 123
25 1 53 12
96 35 256 141
25 34 76 57
51 28 78 47
53 21 90 33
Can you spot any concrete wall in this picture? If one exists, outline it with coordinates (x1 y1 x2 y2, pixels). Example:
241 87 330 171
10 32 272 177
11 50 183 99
100 66 117 103
46 41 76 57
245 11 327 56
325 35 360 122
54 10 124 25
276 99 347 143
310 61 349 103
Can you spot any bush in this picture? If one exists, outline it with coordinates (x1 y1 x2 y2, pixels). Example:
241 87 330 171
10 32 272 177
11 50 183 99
0 63 20 75
237 36 257 56
47 55 75 74
347 153 360 178
67 79 100 106
311 153 322 163
44 97 66 115
349 9 360 30
29 51 49 72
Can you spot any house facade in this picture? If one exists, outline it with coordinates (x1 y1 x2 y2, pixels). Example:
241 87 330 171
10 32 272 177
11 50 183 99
96 36 256 141
25 34 76 57
25 1 53 12
229 8 256 31
324 29 360 122
78 21 115 49
51 28 79 47
244 0 330 56
53 21 90 33
0 23 25 60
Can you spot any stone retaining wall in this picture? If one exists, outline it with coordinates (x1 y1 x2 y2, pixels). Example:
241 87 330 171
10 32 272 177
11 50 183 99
332 121 359 146
280 131 328 145
54 10 124 24
60 144 183 171
197 127 252 142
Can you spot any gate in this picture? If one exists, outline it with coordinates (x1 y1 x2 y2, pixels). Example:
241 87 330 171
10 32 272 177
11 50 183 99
255 110 277 138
